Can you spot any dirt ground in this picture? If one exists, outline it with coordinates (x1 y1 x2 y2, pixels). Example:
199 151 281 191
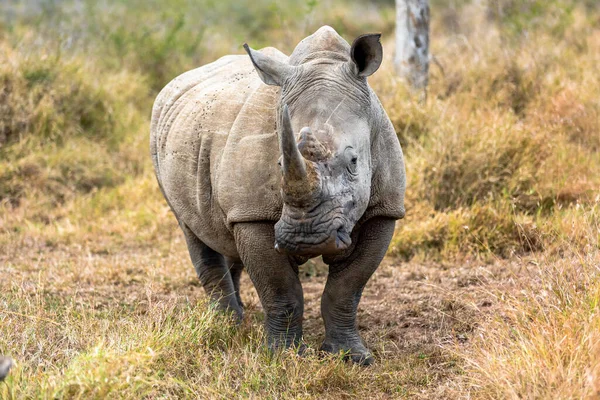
2 230 524 398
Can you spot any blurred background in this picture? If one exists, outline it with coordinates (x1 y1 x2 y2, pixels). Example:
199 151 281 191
1 0 598 259
0 0 598 259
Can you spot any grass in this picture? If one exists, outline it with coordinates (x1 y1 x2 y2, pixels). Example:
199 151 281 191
1 0 600 398
0 235 469 399
460 251 600 399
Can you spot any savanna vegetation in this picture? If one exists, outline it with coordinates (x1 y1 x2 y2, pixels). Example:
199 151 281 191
1 0 599 398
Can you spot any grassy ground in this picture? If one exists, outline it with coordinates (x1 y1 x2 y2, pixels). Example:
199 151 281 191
1 0 600 398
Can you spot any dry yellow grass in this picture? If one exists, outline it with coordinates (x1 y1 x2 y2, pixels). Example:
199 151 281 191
1 0 600 398
0 232 471 399
461 252 600 399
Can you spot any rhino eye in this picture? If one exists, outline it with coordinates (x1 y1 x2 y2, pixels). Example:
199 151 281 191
347 153 358 175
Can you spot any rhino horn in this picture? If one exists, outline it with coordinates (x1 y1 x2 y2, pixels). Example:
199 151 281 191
280 104 308 185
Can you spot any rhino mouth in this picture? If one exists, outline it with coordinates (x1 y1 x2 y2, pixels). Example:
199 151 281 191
274 209 352 256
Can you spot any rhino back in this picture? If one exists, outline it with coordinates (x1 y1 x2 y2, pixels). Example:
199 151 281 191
150 49 285 256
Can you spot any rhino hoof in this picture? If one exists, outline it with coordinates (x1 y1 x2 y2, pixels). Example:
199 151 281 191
350 352 374 366
229 307 244 324
320 342 374 366
294 342 309 358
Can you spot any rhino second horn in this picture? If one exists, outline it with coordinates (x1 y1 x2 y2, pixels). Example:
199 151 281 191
280 104 308 184
298 127 330 162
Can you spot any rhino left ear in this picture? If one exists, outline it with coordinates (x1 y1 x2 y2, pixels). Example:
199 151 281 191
243 43 294 86
349 34 383 78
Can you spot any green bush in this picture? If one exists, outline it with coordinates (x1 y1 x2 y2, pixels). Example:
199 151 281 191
390 203 544 261
0 41 147 207
487 0 576 38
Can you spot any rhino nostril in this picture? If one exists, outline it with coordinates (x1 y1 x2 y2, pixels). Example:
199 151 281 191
344 201 356 213
335 228 352 249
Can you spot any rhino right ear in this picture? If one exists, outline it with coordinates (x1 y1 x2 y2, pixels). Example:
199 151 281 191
243 44 294 86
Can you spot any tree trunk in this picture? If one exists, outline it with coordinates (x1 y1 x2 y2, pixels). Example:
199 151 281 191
395 0 430 96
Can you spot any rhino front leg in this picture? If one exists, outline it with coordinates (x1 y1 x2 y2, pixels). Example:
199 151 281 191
321 217 396 365
181 224 243 321
234 222 304 350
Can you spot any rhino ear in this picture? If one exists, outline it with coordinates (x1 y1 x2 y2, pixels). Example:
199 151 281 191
349 34 383 77
243 43 294 86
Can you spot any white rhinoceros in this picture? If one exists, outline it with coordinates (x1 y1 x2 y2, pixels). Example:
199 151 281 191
150 26 405 364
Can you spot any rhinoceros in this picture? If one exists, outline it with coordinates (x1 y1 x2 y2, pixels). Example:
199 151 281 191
0 356 12 381
150 26 405 365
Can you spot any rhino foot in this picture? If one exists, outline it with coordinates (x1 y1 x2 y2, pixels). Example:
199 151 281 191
320 341 374 366
208 297 244 325
222 302 244 324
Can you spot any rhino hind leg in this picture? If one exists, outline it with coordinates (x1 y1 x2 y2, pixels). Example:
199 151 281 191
225 257 245 308
181 224 243 321
321 217 396 365
234 222 304 350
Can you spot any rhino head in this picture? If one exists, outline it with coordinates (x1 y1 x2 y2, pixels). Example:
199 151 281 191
244 28 383 256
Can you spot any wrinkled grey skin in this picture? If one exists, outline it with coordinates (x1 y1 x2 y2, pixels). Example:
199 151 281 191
150 26 405 365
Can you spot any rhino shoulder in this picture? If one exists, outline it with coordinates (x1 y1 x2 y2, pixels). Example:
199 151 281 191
364 102 406 222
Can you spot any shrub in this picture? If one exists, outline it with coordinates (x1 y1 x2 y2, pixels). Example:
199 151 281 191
0 49 114 146
0 40 148 208
390 202 543 261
